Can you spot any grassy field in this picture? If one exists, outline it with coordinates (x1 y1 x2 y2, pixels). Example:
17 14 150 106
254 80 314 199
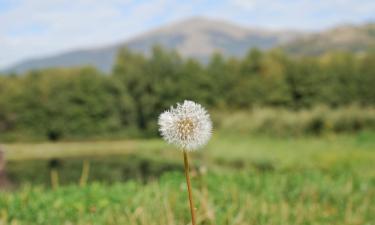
0 132 374 224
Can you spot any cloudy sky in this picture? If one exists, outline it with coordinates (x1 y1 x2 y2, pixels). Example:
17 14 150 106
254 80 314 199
1 0 374 69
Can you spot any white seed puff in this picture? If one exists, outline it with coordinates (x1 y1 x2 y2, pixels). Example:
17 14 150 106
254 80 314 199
158 100 212 151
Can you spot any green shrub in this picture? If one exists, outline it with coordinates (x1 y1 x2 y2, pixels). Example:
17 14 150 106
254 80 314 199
214 105 375 136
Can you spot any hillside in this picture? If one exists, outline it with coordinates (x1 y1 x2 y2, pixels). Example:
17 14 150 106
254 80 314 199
3 18 374 73
281 23 375 55
1 18 301 73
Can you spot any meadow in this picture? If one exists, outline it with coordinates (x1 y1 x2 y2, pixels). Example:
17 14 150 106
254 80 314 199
0 17 374 225
1 132 374 225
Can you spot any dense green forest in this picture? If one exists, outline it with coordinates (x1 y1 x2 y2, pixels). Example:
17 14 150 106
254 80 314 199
0 47 374 141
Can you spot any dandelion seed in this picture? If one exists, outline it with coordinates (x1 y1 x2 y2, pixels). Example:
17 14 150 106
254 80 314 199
158 100 212 151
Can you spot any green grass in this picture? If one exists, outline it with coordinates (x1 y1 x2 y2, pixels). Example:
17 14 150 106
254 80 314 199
1 171 374 225
1 132 374 224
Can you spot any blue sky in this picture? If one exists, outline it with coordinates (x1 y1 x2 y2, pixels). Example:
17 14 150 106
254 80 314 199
1 0 374 68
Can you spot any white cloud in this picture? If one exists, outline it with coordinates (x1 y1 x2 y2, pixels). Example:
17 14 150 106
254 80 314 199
0 0 173 68
232 0 257 10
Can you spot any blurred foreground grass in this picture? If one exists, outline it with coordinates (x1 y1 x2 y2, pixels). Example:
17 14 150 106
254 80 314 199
0 132 374 224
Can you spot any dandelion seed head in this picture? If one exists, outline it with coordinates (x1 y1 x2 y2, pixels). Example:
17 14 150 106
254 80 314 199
158 100 212 151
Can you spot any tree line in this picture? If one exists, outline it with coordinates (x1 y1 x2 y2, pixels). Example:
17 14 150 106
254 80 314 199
0 46 374 140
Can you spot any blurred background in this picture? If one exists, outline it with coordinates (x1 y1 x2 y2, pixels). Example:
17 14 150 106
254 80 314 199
0 0 374 224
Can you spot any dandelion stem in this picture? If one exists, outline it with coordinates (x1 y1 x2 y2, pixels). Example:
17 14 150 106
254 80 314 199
183 151 196 225
79 159 90 187
50 168 59 189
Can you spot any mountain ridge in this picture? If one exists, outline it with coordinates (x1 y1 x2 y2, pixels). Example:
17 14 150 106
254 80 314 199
3 17 374 74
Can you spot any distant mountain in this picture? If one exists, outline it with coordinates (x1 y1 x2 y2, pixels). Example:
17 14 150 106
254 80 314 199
3 18 375 73
125 18 301 58
281 23 375 55
2 18 302 73
6 47 119 74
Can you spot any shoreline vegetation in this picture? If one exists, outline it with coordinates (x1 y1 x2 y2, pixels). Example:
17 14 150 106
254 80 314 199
1 106 374 142
3 132 374 184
